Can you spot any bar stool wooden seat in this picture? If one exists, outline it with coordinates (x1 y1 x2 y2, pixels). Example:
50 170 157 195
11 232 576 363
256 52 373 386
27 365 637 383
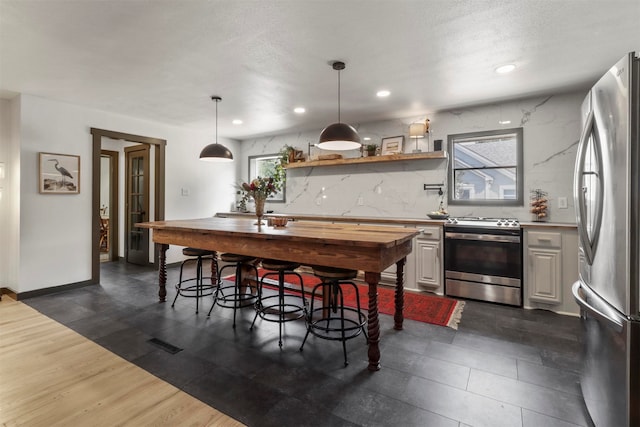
250 259 307 347
171 247 217 314
300 265 368 366
208 253 258 328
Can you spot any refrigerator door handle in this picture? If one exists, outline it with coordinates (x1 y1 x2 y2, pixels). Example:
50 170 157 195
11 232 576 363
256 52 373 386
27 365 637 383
572 281 624 333
574 109 604 265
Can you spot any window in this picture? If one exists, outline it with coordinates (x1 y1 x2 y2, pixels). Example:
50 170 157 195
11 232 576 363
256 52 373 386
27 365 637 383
248 154 285 202
448 128 523 206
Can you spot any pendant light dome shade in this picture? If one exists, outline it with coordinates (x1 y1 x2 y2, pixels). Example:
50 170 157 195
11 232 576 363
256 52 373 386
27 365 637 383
318 123 362 150
199 96 234 162
317 61 361 151
199 142 233 161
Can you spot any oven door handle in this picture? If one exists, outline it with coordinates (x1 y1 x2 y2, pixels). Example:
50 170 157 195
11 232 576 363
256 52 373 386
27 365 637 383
445 232 520 243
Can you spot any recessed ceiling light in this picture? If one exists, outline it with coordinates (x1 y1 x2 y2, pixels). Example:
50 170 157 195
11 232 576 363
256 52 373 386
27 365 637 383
232 119 243 125
498 120 511 125
376 90 391 98
495 64 516 74
294 107 306 114
363 137 372 141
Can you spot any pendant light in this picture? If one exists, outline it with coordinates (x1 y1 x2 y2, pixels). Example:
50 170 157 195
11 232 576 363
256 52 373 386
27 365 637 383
317 61 361 151
199 96 233 162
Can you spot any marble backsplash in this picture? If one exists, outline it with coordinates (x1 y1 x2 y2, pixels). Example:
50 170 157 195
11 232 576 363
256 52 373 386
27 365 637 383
239 90 585 224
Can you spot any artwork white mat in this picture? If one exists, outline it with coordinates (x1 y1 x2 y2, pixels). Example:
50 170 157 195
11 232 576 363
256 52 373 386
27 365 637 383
381 136 404 155
39 152 80 194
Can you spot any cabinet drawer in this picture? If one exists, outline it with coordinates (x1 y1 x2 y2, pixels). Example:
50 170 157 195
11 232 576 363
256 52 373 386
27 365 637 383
417 225 441 240
528 231 561 248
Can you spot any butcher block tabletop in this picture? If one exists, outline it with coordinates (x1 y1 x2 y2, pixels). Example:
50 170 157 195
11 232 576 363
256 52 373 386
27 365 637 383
137 217 419 248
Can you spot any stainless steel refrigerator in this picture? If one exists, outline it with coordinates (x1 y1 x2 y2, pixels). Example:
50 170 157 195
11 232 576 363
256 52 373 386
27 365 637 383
572 51 640 427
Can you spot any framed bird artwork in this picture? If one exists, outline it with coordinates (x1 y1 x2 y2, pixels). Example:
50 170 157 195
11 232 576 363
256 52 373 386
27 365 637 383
39 152 80 194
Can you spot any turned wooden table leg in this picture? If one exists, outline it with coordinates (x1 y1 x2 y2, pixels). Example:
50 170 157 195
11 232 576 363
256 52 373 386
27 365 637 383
239 262 258 295
365 271 381 371
157 243 169 302
394 257 406 330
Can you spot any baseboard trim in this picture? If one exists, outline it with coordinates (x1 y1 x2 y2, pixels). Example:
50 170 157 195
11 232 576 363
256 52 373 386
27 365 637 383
1 287 17 300
11 279 96 300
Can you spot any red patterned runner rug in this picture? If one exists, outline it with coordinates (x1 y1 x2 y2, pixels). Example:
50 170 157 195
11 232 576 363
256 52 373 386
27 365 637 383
225 269 465 329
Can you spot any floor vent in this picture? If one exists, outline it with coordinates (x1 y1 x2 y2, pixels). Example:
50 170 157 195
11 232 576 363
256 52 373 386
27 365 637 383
148 338 183 354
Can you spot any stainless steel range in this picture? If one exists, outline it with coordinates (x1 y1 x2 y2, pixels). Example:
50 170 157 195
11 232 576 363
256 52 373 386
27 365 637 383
444 217 522 306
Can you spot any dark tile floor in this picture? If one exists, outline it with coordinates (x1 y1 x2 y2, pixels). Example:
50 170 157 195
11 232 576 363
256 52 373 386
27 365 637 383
24 260 594 427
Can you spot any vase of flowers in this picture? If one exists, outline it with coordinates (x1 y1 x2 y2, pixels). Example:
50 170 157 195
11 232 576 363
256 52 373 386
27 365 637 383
241 177 278 229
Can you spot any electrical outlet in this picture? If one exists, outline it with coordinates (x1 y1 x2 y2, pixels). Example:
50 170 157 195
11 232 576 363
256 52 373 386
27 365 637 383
181 188 189 196
558 196 568 209
357 196 364 206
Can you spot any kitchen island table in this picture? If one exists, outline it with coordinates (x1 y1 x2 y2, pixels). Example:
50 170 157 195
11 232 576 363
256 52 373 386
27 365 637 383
137 217 418 371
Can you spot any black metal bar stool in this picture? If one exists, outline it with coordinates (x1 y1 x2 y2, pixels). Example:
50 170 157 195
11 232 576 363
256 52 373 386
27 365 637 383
300 266 368 366
171 248 217 314
208 253 258 328
250 259 308 347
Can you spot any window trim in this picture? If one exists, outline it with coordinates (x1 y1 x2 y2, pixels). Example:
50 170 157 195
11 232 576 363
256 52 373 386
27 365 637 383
248 153 285 203
447 127 524 206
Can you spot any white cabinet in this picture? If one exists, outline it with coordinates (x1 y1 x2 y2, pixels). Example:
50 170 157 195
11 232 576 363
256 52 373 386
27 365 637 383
415 226 443 293
527 231 563 304
524 227 579 315
379 224 444 295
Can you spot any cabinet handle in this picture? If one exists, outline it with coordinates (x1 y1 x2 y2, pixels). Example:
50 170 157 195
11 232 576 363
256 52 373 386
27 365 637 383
537 237 552 242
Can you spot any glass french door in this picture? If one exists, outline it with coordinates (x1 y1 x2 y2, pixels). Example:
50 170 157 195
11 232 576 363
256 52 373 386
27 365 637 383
125 145 150 265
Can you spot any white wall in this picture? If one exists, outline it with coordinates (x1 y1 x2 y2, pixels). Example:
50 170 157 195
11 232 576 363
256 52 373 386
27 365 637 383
0 98 21 290
10 94 239 294
240 91 585 223
0 99 9 288
0 98 20 287
99 156 109 214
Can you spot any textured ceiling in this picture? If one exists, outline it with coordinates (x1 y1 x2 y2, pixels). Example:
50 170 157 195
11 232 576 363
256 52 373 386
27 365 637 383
1 0 639 140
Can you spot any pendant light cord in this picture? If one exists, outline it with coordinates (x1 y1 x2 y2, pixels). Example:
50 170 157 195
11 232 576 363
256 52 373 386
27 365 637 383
337 68 341 123
331 61 346 123
211 95 222 144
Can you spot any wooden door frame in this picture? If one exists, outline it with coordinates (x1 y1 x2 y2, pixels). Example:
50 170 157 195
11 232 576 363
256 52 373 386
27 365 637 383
91 128 166 284
100 149 120 262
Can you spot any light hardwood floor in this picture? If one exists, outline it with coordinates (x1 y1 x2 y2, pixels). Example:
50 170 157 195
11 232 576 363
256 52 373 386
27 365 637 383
0 297 245 427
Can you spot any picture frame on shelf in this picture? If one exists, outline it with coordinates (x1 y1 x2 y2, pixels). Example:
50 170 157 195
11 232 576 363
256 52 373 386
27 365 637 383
381 136 404 155
38 152 80 194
